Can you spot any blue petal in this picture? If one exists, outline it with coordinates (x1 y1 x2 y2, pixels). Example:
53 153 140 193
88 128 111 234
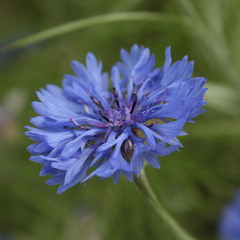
135 123 167 146
96 131 127 153
71 60 90 83
40 162 58 176
113 170 121 185
45 130 75 148
101 72 109 92
120 47 132 69
151 117 187 139
61 129 105 160
127 74 134 101
29 156 44 163
132 155 144 173
83 141 135 183
163 46 172 73
34 141 52 154
51 157 78 171
152 142 180 156
133 50 155 84
175 57 194 80
122 170 133 182
130 44 140 64
90 152 103 168
64 148 95 185
57 158 92 194
142 152 160 169
46 173 65 185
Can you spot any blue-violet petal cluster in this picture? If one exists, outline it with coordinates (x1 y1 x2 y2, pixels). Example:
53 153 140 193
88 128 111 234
218 189 240 240
25 44 207 194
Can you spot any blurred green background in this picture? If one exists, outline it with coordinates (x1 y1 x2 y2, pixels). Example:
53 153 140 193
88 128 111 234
0 0 240 239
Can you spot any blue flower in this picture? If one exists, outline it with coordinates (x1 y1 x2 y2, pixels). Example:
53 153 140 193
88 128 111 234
218 189 240 240
25 44 207 194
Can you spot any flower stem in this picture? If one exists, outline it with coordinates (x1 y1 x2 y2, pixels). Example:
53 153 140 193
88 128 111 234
133 168 197 240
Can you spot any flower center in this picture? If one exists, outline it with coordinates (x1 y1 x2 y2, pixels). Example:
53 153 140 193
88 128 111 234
88 85 139 128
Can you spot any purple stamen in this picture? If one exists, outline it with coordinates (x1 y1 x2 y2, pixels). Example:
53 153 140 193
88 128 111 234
130 92 138 114
161 87 168 104
99 109 110 123
113 87 120 108
144 120 158 128
87 92 102 108
70 118 89 129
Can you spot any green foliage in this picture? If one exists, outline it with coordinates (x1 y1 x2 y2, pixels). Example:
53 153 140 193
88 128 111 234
0 0 240 239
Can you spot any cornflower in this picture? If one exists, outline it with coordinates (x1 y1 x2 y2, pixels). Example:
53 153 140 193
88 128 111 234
25 44 207 194
218 189 240 240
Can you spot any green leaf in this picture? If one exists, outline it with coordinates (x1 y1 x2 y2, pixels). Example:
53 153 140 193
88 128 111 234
176 0 240 88
205 82 240 117
3 12 188 51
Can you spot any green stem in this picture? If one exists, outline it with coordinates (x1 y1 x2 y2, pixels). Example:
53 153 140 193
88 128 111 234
133 168 197 240
3 12 189 51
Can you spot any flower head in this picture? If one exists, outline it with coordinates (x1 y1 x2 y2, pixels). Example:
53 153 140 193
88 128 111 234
25 44 207 194
218 189 240 240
